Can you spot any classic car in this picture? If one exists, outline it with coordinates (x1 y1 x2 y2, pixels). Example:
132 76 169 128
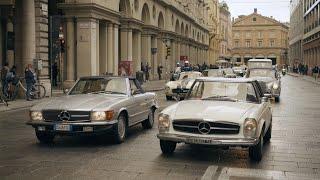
202 69 225 77
157 77 272 161
222 68 237 78
165 71 202 100
232 66 246 77
247 59 281 102
27 76 158 144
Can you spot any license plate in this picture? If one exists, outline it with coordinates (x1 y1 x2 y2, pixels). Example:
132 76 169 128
186 138 213 144
54 124 71 131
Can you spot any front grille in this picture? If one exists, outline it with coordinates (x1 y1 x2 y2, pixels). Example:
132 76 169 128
173 120 240 134
172 88 189 94
258 81 267 94
42 110 90 122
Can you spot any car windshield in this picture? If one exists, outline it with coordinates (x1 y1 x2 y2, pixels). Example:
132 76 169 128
69 78 127 95
248 69 275 78
223 68 234 74
207 70 222 77
178 73 200 80
186 81 258 103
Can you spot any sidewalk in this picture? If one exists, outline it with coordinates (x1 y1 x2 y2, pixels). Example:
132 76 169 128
287 72 320 85
0 80 166 112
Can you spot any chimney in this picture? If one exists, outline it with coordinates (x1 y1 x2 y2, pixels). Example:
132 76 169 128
254 8 257 13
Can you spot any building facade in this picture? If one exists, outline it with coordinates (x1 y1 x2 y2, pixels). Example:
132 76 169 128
205 0 220 65
218 2 232 61
303 0 320 68
289 0 304 67
0 0 210 93
232 9 289 65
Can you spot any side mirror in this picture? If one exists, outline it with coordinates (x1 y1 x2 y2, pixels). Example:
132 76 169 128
64 89 69 94
261 97 268 102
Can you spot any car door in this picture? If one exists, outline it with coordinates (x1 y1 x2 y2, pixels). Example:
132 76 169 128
127 79 147 124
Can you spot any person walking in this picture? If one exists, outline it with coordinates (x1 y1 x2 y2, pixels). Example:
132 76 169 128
0 63 9 95
25 64 35 101
157 64 163 80
52 62 58 87
145 62 150 81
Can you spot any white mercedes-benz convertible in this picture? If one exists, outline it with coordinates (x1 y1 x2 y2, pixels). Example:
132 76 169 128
157 77 272 161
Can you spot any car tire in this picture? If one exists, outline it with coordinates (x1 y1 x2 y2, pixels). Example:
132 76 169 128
166 96 173 101
113 114 127 144
275 96 280 102
160 140 176 154
249 134 263 161
142 109 155 129
35 130 55 144
264 124 272 143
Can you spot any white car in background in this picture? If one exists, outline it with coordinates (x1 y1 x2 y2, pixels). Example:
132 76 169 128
165 71 202 100
203 69 225 77
222 68 237 78
158 77 272 161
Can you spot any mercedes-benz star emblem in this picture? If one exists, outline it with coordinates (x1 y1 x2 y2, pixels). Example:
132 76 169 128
198 122 211 134
59 111 71 121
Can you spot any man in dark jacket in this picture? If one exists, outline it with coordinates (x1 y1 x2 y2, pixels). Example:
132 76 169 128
25 64 35 101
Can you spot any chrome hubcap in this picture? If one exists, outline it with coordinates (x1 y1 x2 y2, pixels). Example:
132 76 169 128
118 117 125 139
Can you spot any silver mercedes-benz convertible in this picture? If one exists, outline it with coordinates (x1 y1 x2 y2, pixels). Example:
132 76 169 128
27 76 158 144
157 77 272 161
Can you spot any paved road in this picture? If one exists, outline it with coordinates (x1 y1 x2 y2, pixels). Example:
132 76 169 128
1 75 320 179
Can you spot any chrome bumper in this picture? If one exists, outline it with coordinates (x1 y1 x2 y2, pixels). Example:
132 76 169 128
157 133 258 146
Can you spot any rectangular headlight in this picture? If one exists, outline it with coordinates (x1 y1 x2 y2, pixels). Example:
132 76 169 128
243 118 257 138
158 113 170 131
30 111 43 121
91 111 114 121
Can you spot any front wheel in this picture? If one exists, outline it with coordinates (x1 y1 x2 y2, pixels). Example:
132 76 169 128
113 114 127 144
142 109 155 129
275 96 280 102
160 140 176 154
35 130 55 144
264 124 272 143
249 134 263 161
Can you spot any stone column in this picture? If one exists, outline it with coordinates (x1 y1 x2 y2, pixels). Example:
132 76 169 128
114 24 119 75
141 34 151 67
64 18 75 88
99 23 108 74
151 36 158 80
132 31 141 74
107 23 114 74
0 20 2 64
127 28 133 75
15 0 36 75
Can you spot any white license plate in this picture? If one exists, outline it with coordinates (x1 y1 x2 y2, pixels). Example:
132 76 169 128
186 138 213 144
54 124 71 131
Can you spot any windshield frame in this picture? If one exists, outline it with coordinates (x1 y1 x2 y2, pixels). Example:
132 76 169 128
67 77 129 96
185 80 260 103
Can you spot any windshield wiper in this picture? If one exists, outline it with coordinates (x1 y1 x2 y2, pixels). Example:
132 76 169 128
201 96 238 102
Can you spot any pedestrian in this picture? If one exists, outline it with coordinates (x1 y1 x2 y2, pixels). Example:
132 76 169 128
52 62 58 87
141 62 146 82
157 64 163 80
25 64 35 101
145 62 150 81
0 62 9 96
305 64 309 75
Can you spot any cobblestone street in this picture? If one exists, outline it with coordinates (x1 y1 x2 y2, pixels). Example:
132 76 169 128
0 75 320 179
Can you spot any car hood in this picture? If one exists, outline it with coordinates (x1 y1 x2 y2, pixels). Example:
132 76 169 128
166 79 194 89
31 94 126 111
172 100 257 123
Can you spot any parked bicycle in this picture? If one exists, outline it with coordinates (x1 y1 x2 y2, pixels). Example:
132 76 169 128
4 77 46 101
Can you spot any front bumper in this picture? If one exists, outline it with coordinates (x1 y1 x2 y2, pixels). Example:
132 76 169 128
157 133 258 146
26 120 117 135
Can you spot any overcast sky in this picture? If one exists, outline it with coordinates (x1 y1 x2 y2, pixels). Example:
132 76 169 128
221 0 290 23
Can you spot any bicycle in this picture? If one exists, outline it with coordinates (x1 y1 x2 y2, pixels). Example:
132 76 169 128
4 77 46 101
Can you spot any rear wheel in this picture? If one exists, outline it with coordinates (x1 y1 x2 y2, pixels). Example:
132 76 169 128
113 114 127 144
35 130 55 144
160 140 176 154
32 84 46 99
249 134 263 161
142 109 155 129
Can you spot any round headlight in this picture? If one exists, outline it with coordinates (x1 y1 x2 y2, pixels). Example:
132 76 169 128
273 83 279 89
30 111 43 121
243 118 257 137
